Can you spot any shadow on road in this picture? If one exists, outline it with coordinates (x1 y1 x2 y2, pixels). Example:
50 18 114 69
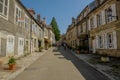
52 47 110 80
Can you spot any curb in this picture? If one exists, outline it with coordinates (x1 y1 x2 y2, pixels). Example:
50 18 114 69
70 50 115 80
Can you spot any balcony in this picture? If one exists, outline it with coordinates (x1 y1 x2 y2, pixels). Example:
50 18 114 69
78 32 89 39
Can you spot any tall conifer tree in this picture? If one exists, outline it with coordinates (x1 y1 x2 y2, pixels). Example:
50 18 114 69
50 17 60 41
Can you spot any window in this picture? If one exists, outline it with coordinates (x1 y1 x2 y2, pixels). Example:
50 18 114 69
98 35 103 48
15 5 22 27
80 14 83 21
34 39 36 47
8 37 14 44
35 25 37 33
105 7 112 23
39 29 41 38
82 22 86 32
32 22 37 33
80 25 83 33
97 13 102 27
24 15 29 28
78 25 81 35
90 17 94 29
0 0 9 18
32 21 34 32
107 33 113 48
84 10 87 17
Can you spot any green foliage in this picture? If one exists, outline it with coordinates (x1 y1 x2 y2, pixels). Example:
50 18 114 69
8 56 16 65
39 46 44 52
50 17 60 41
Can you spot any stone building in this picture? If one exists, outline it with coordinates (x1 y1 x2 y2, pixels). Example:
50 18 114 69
0 0 33 58
47 26 56 46
88 0 120 57
66 0 120 57
76 6 90 51
0 0 53 63
66 17 77 49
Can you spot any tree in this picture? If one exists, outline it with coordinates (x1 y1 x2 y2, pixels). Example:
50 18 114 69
50 17 60 41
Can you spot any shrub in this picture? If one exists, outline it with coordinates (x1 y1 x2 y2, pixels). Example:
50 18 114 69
39 46 44 52
8 56 16 65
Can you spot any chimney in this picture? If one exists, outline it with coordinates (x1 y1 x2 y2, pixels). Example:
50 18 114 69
27 9 35 16
95 0 100 6
72 17 75 23
43 17 46 24
37 14 41 22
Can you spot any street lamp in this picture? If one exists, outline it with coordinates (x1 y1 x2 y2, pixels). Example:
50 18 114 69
107 8 118 20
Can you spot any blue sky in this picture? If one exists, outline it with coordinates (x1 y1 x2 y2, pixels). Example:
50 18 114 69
21 0 94 34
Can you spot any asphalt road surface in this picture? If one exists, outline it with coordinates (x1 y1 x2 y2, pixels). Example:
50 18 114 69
12 47 110 80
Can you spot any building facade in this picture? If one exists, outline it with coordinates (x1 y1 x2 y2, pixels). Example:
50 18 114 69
47 26 56 46
66 0 120 57
88 0 120 57
0 0 55 63
76 6 89 51
66 18 77 49
0 0 33 58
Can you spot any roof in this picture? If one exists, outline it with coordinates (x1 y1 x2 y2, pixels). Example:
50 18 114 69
88 1 96 12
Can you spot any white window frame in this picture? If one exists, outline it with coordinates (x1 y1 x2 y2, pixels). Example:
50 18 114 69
0 0 9 20
97 12 102 27
32 21 34 32
35 24 37 33
105 7 113 23
90 17 94 29
107 33 114 49
14 4 22 27
24 14 29 29
98 35 103 49
83 22 86 32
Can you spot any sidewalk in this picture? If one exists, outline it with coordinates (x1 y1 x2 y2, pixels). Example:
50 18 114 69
0 48 51 80
70 50 120 80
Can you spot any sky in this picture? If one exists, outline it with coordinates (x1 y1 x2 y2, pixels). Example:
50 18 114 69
21 0 94 34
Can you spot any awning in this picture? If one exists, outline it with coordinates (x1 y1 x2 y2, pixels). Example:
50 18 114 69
78 34 88 39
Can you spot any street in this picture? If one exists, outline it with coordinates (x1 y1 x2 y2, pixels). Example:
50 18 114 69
12 47 110 80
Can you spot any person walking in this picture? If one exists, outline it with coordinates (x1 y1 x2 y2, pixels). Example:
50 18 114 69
63 43 67 50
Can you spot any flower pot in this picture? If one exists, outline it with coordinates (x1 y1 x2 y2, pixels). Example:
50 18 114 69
101 56 110 62
9 64 16 70
77 50 80 54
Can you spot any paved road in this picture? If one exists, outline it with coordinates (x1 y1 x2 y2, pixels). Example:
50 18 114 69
12 47 110 80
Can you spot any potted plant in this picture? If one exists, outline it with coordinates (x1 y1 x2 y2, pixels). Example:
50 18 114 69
39 46 44 52
101 54 110 62
8 56 16 70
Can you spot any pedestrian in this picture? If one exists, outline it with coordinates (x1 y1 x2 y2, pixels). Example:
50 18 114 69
63 43 67 50
57 43 61 49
